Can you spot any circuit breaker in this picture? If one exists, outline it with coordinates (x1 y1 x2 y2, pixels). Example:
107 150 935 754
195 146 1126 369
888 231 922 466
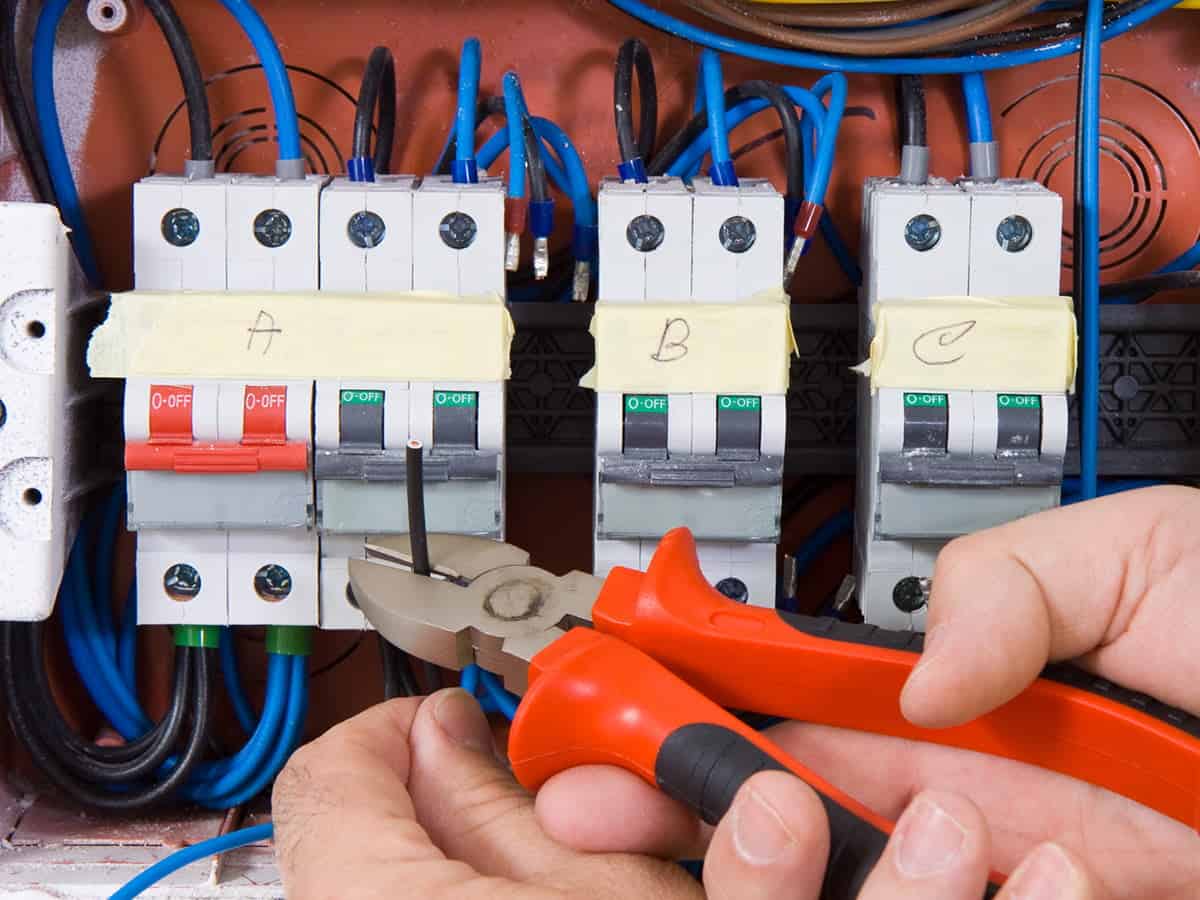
591 176 788 607
855 177 1071 630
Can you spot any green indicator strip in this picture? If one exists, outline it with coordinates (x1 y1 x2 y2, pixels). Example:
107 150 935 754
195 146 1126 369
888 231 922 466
174 624 221 649
625 394 669 414
998 394 1041 410
718 395 762 412
341 390 385 405
434 391 478 408
903 392 947 408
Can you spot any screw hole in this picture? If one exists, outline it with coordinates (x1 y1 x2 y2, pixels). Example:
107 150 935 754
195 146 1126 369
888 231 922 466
100 3 116 19
22 488 42 506
26 320 46 339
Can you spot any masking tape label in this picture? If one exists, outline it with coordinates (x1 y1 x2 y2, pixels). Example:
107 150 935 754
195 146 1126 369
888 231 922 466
861 296 1077 394
582 291 796 395
88 290 514 381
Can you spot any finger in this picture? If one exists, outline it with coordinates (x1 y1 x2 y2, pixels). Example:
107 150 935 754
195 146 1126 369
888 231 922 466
701 770 829 900
857 791 991 900
904 486 1200 728
536 765 711 859
998 844 1094 900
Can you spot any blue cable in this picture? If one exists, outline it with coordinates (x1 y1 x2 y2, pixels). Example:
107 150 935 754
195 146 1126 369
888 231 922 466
1104 240 1200 304
1079 0 1104 501
479 669 519 721
501 72 528 201
478 128 572 198
454 38 482 184
607 0 1178 75
217 0 301 164
220 628 260 737
961 72 994 144
699 50 736 186
792 510 854 583
31 0 102 285
460 664 480 696
117 584 138 689
110 823 275 900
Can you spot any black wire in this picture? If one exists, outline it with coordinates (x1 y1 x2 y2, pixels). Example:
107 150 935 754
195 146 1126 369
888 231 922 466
523 115 549 204
613 38 658 165
938 0 1152 54
1098 270 1200 299
143 0 212 163
353 46 396 174
897 75 927 148
377 634 419 699
649 81 804 200
0 0 55 202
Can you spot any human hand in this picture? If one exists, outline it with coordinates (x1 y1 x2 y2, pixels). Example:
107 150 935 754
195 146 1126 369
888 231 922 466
536 485 1200 898
272 685 833 899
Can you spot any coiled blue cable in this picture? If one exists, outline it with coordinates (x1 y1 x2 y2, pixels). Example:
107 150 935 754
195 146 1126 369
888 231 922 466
607 0 1178 75
501 72 528 201
961 73 994 144
1079 0 1104 501
110 822 275 900
698 50 736 186
454 38 482 184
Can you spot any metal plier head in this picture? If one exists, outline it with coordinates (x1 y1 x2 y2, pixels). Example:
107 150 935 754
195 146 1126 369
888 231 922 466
349 534 602 694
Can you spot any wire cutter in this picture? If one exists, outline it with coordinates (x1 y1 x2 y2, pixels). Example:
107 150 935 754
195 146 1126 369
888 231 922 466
349 527 1200 899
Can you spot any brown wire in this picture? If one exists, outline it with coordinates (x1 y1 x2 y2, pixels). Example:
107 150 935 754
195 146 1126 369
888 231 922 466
742 0 991 28
683 0 1046 56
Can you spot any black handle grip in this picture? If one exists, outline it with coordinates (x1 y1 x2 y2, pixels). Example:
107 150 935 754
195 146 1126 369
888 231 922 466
656 723 999 899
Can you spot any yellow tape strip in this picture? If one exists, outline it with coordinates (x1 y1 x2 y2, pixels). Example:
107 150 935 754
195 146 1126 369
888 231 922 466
88 290 514 381
861 296 1077 394
582 290 797 394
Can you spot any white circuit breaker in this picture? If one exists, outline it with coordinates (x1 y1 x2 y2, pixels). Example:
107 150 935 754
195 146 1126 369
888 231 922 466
592 176 787 607
855 177 1069 630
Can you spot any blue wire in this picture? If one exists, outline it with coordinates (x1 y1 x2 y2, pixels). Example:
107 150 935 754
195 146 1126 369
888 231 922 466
606 0 1178 75
216 0 301 163
91 486 125 656
454 38 483 182
117 583 138 689
110 823 275 900
530 117 596 228
961 72 994 144
792 510 854 581
699 50 736 185
1079 0 1103 501
460 664 480 696
479 669 519 721
478 129 572 197
1104 240 1200 304
31 0 102 285
220 628 259 736
501 72 528 200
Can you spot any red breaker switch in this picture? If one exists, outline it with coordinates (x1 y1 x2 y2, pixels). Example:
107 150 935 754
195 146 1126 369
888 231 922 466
148 384 194 444
242 385 288 445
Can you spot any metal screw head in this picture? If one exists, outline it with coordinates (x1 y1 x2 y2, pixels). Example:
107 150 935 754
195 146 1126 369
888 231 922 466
719 215 757 254
996 215 1034 253
254 564 293 602
626 214 666 253
892 576 930 613
164 563 202 602
161 208 200 247
904 214 942 252
253 208 293 248
715 577 749 604
347 210 387 249
439 211 477 250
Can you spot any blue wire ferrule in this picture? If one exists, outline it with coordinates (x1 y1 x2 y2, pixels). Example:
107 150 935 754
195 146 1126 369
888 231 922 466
709 159 738 187
530 199 555 238
617 157 648 184
347 156 375 183
572 224 598 262
452 159 479 185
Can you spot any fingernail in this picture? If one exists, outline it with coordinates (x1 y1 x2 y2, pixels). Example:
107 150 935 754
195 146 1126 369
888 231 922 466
894 796 967 878
431 689 492 754
732 788 796 865
1004 844 1082 900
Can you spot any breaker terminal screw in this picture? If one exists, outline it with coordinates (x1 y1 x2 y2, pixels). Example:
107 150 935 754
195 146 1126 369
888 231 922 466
996 215 1034 253
163 563 201 602
253 208 292 248
347 210 387 249
161 208 200 247
893 576 931 613
254 564 293 602
715 577 749 604
439 211 478 249
626 214 666 252
904 214 942 252
719 215 757 254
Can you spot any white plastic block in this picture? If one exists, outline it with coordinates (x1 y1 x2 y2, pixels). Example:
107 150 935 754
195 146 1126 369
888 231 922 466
1042 394 1069 458
691 393 717 455
875 388 906 455
319 176 415 293
667 393 692 456
761 394 787 458
227 528 319 626
596 392 623 454
133 175 229 290
694 540 776 608
592 537 642 580
0 203 97 620
690 178 784 302
947 390 975 456
408 381 434 447
597 177 692 302
226 175 327 290
971 391 999 457
412 175 505 296
963 179 1063 298
319 532 370 630
136 529 229 626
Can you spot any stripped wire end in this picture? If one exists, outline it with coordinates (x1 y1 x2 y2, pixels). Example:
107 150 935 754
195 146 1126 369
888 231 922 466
505 231 522 273
784 238 806 290
572 259 591 302
533 236 550 280
785 200 825 291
